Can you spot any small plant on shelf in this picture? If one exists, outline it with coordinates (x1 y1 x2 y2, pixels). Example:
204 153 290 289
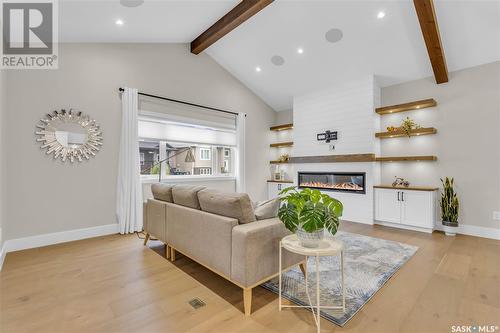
440 177 459 236
400 117 421 137
386 117 421 137
278 153 289 163
278 187 343 248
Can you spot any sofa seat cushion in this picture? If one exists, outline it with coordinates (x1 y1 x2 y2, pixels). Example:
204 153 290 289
198 189 256 224
254 198 280 220
151 184 174 202
172 185 206 209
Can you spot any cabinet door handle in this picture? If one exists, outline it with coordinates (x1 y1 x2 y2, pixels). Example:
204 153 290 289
278 184 281 191
397 191 400 201
401 192 404 201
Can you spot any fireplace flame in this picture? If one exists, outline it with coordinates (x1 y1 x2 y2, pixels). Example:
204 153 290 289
300 182 363 191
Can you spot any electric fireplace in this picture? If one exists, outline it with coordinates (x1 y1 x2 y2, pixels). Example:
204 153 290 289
298 172 366 194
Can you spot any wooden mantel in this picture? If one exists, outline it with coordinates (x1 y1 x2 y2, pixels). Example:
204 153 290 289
288 154 375 163
276 153 438 164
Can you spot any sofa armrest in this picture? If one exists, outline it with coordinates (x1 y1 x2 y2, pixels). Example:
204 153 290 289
231 217 304 287
167 203 238 278
145 199 168 243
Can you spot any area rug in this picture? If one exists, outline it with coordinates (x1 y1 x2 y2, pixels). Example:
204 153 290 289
261 231 418 326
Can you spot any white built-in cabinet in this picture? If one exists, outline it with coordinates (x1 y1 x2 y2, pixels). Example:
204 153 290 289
374 188 436 233
268 182 294 200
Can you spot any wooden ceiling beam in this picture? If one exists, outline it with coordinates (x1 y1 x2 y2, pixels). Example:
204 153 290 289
191 0 274 55
413 0 448 83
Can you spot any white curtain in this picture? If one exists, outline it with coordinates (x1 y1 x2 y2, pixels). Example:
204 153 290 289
116 87 143 234
236 113 246 193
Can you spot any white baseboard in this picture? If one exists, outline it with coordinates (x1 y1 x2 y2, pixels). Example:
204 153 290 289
375 221 433 234
434 223 500 240
0 243 6 272
0 224 119 270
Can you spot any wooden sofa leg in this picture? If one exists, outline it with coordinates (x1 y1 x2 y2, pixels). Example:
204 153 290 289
243 288 252 316
299 261 307 278
165 244 171 260
143 233 150 246
170 247 176 262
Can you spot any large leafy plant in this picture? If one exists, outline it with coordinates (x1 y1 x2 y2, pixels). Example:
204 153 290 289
278 187 343 235
440 177 459 224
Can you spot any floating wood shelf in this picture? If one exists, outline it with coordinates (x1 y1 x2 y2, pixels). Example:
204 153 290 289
375 155 437 162
267 180 294 183
376 98 437 115
374 185 438 191
288 154 375 163
273 154 437 164
270 123 293 131
270 141 293 148
375 127 437 139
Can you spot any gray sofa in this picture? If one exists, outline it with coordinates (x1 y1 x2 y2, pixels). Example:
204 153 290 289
144 184 304 316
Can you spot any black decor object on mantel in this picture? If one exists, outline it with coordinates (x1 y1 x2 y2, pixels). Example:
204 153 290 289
298 172 366 194
317 130 338 143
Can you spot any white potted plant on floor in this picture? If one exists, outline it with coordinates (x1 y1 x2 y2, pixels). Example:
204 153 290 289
278 187 343 248
440 177 459 236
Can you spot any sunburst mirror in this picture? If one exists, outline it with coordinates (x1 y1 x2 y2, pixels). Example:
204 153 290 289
35 109 103 163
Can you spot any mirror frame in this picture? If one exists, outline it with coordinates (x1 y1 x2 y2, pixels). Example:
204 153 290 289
35 109 103 163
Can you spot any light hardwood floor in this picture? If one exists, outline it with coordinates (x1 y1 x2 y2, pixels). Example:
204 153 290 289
1 221 499 333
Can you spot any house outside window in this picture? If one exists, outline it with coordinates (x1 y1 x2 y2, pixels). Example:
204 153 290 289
200 148 211 160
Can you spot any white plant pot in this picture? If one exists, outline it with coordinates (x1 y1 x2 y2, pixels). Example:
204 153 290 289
296 228 324 248
442 221 458 236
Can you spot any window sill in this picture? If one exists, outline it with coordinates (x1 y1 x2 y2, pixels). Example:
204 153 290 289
141 175 236 183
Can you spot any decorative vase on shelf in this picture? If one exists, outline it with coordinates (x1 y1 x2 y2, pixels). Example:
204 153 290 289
278 187 343 248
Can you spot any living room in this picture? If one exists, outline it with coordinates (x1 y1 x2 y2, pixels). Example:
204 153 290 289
0 1 499 332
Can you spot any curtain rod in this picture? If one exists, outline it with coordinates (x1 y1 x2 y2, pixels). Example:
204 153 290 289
118 88 239 117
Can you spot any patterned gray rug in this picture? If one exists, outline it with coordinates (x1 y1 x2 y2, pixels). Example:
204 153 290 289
261 231 418 327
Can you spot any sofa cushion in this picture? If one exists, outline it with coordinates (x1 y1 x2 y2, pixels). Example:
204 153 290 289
198 189 256 224
172 185 206 209
254 198 280 220
151 184 174 202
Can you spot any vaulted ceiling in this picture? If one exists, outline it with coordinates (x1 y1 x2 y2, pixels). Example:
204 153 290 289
60 0 500 111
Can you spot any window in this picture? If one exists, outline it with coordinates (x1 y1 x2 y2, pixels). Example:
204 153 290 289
196 167 212 175
139 140 234 178
139 140 160 175
138 112 237 180
200 148 211 160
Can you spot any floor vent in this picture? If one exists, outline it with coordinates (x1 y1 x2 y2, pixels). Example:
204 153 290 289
188 298 206 310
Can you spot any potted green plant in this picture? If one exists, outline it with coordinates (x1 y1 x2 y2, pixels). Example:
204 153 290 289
278 187 343 248
440 177 459 236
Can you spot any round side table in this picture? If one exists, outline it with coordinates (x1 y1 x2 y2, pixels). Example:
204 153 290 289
279 234 345 333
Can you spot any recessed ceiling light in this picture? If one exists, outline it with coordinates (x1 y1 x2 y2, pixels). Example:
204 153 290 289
120 0 144 7
325 28 343 43
115 19 124 26
255 66 261 72
270 55 285 66
377 11 386 19
297 48 304 54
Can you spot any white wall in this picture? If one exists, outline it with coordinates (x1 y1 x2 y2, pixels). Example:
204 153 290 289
275 109 293 125
4 43 275 241
0 70 6 249
381 61 500 231
293 76 380 224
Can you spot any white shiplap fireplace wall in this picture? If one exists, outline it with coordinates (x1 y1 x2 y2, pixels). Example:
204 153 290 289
292 76 380 224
